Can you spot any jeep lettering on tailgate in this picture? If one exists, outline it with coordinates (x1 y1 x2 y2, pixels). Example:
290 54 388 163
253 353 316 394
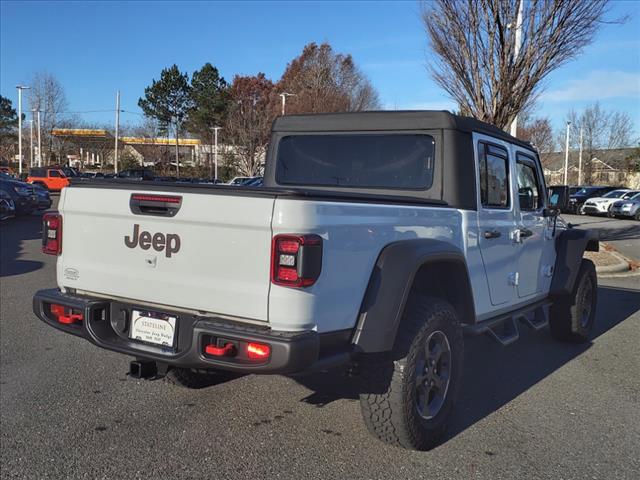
124 224 181 257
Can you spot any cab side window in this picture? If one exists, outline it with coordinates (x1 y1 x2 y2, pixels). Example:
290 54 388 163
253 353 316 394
478 142 509 208
49 170 60 177
516 154 542 211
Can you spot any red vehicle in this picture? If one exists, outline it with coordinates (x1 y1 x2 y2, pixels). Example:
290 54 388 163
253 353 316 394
26 167 70 191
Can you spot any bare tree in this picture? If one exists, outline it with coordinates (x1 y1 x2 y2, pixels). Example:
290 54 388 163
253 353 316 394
224 74 276 176
520 116 555 166
28 71 68 164
422 0 614 129
278 42 380 114
558 103 636 183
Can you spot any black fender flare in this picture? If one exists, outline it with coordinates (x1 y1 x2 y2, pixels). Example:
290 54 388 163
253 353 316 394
550 228 599 297
351 239 475 353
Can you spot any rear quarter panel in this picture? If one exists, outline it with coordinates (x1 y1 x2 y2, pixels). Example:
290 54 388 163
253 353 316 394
268 199 482 332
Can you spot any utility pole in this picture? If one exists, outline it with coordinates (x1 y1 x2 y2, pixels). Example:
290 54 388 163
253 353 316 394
29 119 34 167
36 110 42 167
16 85 30 176
509 0 524 137
577 127 584 186
279 92 296 115
114 90 120 174
563 121 571 185
174 118 180 178
211 126 221 181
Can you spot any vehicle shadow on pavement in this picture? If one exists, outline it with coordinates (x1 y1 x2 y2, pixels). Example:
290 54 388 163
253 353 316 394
0 213 45 277
293 285 640 447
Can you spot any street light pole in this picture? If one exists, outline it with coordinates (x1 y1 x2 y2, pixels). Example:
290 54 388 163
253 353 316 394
16 85 30 176
563 121 571 185
36 110 42 167
114 90 120 174
279 92 296 115
29 119 34 167
578 127 584 185
509 0 524 137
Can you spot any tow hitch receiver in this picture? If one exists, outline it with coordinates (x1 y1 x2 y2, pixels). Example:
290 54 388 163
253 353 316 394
129 360 157 379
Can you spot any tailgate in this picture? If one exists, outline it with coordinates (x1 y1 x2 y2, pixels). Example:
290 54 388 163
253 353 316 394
58 186 275 321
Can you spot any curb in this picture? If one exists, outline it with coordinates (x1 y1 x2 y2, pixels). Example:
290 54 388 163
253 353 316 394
594 248 632 276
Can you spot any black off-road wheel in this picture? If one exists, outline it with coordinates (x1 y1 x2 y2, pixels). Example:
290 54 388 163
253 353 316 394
359 296 463 450
550 259 597 343
165 367 238 389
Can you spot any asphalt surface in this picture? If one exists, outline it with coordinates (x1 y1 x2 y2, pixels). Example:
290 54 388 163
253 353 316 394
561 213 640 262
1 203 639 479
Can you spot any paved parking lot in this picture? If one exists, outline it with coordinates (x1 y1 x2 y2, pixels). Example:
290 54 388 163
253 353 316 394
1 205 639 479
562 213 640 262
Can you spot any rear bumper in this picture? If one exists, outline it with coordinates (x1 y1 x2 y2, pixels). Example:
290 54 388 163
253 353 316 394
33 288 352 375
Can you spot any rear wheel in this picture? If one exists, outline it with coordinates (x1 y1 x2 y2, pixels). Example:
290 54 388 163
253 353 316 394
550 259 597 343
165 367 238 389
359 296 463 450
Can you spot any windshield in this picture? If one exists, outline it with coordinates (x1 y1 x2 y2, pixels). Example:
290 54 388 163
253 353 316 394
622 191 639 199
575 187 598 195
603 190 627 198
631 192 640 200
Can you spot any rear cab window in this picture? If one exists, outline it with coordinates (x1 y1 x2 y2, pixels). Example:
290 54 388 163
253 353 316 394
275 134 436 190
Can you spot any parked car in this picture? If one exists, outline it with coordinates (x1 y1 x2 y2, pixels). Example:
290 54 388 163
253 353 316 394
610 192 640 220
26 167 70 191
227 176 254 185
244 176 263 187
0 166 15 176
117 168 155 181
582 189 637 216
32 183 52 210
61 166 80 178
0 189 16 221
34 110 598 451
80 172 105 179
0 173 39 215
568 186 622 214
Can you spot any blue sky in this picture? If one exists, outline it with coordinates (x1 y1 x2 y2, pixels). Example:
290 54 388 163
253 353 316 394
1 0 639 140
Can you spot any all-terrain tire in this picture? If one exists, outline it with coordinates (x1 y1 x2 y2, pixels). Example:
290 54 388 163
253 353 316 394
549 259 597 343
165 367 237 389
359 296 463 450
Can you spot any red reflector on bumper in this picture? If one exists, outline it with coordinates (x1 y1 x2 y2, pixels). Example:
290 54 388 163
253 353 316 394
247 342 271 360
204 343 236 357
50 303 83 324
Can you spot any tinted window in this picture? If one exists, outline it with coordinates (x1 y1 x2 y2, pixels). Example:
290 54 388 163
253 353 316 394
479 142 509 208
516 157 542 211
603 190 627 198
276 134 435 189
49 170 60 177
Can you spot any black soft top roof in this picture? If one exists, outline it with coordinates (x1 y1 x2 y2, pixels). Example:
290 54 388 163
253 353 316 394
272 110 533 150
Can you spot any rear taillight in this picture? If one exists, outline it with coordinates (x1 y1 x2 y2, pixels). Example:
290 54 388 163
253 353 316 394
42 213 62 255
271 234 322 287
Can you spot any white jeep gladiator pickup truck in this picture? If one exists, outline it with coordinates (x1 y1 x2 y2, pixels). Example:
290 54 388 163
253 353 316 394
34 111 599 450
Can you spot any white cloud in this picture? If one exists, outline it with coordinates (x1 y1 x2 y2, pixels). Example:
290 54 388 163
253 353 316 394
541 70 640 102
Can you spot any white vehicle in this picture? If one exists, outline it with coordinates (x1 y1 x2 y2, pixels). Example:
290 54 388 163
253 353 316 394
582 189 637 216
34 111 598 451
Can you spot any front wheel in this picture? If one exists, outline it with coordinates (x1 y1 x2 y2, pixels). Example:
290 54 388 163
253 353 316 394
359 296 463 450
550 259 597 343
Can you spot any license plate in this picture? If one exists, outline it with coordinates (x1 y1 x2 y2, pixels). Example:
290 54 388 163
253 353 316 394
129 310 177 347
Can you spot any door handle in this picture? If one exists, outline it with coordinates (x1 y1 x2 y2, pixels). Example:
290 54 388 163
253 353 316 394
484 230 502 239
519 228 533 239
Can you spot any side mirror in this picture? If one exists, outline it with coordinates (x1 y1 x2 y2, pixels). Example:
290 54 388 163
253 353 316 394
548 186 569 211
